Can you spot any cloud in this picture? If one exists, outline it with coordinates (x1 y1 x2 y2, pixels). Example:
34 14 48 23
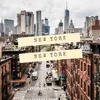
0 0 100 33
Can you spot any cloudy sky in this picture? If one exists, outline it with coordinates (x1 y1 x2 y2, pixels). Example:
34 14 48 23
0 0 100 34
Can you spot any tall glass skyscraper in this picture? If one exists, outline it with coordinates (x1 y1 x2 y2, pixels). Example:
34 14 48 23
36 10 42 36
64 4 70 32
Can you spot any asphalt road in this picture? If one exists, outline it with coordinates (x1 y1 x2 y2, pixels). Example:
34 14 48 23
24 61 57 100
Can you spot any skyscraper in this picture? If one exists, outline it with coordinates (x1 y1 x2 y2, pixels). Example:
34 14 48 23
45 18 49 26
42 18 50 35
17 10 34 34
84 16 98 36
4 19 14 34
64 2 70 32
58 20 63 34
0 21 3 33
36 10 42 36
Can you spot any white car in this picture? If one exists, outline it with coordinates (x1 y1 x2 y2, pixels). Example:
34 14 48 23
32 71 38 80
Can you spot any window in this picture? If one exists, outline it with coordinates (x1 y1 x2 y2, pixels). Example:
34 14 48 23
88 65 91 77
78 75 80 84
71 59 74 63
75 59 77 65
81 62 83 71
84 81 86 92
81 95 82 100
84 63 86 71
88 85 91 97
77 60 80 69
77 90 80 99
81 79 82 88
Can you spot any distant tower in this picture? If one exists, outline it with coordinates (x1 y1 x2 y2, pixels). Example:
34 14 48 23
4 19 14 34
0 20 4 32
64 1 70 32
36 10 42 36
45 18 49 26
69 19 74 29
58 20 63 34
17 10 34 34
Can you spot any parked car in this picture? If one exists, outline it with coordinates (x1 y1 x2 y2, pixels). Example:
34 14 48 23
32 71 38 80
45 76 52 85
46 64 50 68
47 71 52 76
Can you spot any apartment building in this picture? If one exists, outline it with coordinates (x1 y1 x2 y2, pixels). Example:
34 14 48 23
66 53 93 100
0 56 14 100
2 50 29 80
56 42 100 100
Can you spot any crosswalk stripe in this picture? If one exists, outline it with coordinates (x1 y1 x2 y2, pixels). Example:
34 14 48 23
24 98 58 100
28 86 52 90
13 91 27 100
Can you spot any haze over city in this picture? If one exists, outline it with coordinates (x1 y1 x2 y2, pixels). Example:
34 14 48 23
0 0 100 100
0 0 100 33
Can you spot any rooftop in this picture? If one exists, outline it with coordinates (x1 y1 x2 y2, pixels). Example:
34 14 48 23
0 56 11 65
2 49 26 53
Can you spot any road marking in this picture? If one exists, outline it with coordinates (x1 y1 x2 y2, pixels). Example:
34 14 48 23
24 98 58 100
28 86 52 91
13 91 27 100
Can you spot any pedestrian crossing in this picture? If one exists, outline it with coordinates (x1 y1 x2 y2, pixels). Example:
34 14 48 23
28 86 52 91
24 98 58 100
13 91 27 100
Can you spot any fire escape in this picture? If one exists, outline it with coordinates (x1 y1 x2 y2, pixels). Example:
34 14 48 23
90 43 100 100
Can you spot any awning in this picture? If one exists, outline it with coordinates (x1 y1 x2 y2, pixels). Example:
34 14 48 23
10 75 27 83
58 74 66 81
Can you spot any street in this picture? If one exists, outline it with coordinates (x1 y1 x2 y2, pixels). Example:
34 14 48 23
24 61 56 100
13 61 66 100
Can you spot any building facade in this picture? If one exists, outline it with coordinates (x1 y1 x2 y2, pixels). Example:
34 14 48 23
17 10 34 34
4 19 14 34
84 16 98 36
2 50 29 81
66 52 93 100
65 19 83 34
58 20 63 34
64 6 70 32
36 10 42 36
55 28 59 34
0 56 14 100
56 42 100 100
88 20 100 39
42 18 50 35
0 21 3 33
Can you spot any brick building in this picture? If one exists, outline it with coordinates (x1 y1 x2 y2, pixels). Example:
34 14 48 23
57 42 100 100
2 50 29 82
57 60 67 86
0 56 14 100
88 20 100 38
66 52 93 100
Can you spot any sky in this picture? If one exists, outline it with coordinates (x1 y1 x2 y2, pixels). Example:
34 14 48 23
0 0 100 34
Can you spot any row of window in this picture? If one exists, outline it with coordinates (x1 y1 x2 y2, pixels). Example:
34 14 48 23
71 59 91 77
81 79 91 97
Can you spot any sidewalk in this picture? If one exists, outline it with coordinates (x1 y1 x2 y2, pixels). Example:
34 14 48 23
59 90 67 100
52 82 67 100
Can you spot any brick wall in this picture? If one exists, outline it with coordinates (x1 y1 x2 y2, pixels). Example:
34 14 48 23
0 67 2 100
66 53 93 100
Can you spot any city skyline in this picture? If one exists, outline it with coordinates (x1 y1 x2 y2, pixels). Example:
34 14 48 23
0 0 100 34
